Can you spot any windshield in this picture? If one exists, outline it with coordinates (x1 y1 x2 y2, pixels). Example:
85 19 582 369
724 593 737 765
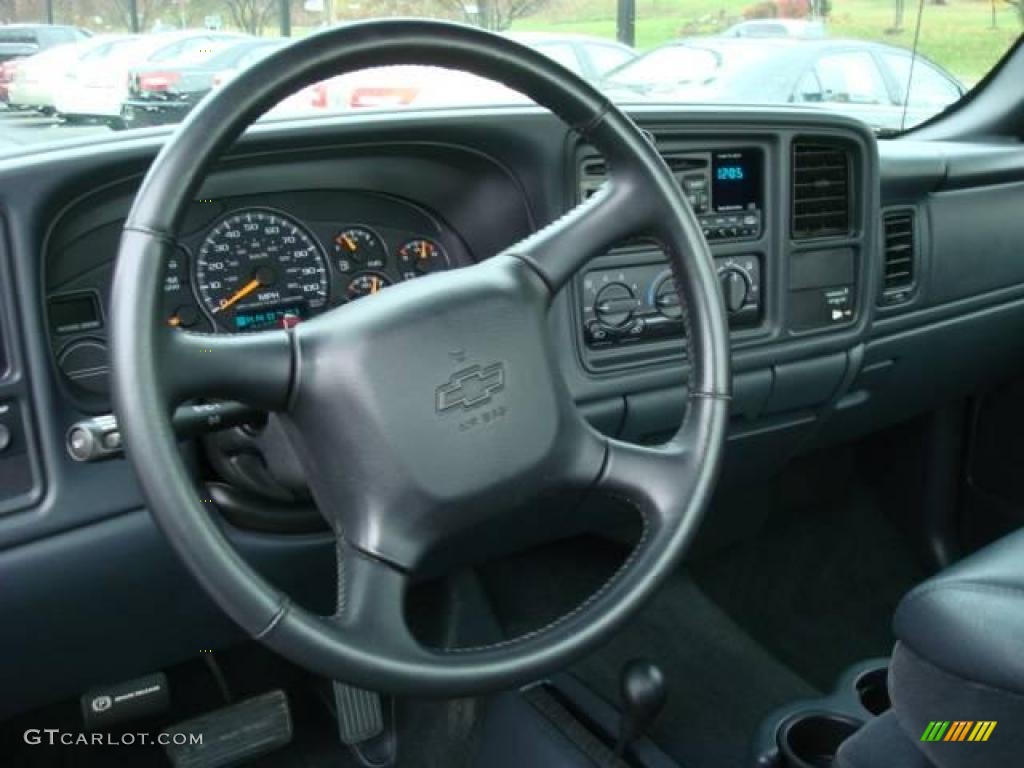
0 3 1018 152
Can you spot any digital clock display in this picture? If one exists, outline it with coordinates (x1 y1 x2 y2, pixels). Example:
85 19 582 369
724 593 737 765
711 149 762 212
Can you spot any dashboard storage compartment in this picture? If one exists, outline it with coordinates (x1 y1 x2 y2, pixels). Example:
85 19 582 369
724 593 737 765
777 713 861 768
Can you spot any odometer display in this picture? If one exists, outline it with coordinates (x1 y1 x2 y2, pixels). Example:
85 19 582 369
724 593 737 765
195 209 328 331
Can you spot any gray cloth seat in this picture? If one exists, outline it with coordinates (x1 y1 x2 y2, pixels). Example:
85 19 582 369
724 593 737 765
839 527 1024 768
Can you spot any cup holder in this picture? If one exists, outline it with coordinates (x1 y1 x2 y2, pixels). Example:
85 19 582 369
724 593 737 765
855 667 891 716
778 713 861 768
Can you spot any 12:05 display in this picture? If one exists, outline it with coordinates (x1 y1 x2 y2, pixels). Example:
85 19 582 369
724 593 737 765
716 166 745 181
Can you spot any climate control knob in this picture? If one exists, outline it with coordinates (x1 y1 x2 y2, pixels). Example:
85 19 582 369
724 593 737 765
717 267 750 314
653 275 683 320
594 282 637 328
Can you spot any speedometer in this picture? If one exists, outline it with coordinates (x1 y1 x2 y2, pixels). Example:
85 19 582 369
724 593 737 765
195 209 329 332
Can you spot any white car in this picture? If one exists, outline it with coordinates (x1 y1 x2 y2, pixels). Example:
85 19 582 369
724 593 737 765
719 19 828 39
318 33 637 112
54 30 247 129
8 35 136 115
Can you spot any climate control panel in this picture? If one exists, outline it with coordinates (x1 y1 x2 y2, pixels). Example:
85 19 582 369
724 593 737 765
581 255 761 348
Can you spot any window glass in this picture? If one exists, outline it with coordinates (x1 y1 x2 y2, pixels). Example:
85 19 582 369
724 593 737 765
532 42 581 75
883 53 962 108
793 70 824 103
586 44 634 76
813 51 891 105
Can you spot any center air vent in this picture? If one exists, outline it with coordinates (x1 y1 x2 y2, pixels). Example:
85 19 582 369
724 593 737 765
579 157 607 201
881 209 916 302
792 142 850 239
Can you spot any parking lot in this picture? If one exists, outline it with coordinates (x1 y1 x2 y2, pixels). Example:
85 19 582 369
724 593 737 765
0 108 107 152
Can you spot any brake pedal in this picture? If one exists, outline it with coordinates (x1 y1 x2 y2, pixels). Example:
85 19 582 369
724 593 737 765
161 689 292 768
334 683 384 744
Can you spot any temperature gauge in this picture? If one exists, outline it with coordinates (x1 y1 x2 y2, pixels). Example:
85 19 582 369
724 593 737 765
346 271 392 301
397 238 448 280
333 227 386 272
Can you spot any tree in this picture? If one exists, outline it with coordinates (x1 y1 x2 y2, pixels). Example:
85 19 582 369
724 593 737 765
111 0 157 31
1006 0 1024 25
888 0 905 33
436 0 551 31
224 0 278 34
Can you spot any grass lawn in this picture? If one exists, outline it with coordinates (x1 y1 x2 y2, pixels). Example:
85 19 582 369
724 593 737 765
512 0 1022 82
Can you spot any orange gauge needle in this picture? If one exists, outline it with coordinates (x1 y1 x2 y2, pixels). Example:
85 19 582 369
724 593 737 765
370 276 381 294
167 315 182 327
340 234 357 252
214 277 260 314
419 241 427 260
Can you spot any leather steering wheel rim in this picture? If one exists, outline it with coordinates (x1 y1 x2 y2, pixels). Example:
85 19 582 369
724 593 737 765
110 20 731 696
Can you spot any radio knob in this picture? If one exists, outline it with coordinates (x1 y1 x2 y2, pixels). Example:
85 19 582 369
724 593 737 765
717 267 750 313
594 282 637 328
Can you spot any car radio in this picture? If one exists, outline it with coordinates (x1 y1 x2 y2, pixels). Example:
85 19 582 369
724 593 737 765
582 147 765 243
680 148 763 242
581 254 762 348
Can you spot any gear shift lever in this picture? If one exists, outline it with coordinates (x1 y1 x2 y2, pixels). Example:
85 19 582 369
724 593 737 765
615 659 667 758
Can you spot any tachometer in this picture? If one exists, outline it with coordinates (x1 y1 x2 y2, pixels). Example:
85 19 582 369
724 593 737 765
195 209 329 332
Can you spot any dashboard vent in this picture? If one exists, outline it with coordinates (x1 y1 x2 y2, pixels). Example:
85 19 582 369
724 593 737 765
579 157 607 201
881 209 916 301
792 142 851 239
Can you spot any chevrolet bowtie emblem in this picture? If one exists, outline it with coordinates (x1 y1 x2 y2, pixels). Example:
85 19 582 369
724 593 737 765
436 363 506 412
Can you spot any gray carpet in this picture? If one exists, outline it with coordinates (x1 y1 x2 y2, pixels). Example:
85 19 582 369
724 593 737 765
570 572 819 768
692 478 924 691
479 539 819 768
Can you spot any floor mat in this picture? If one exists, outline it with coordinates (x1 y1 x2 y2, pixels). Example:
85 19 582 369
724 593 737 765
692 476 925 691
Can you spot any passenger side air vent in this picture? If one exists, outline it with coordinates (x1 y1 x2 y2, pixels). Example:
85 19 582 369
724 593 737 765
792 142 851 239
881 209 916 303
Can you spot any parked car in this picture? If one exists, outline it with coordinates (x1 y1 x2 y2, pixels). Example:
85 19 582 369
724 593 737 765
600 38 964 132
0 23 89 63
325 33 638 111
122 39 283 128
54 30 248 129
0 24 89 105
720 19 828 38
7 35 136 115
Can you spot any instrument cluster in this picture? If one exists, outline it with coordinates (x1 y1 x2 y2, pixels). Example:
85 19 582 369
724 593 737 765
163 207 455 334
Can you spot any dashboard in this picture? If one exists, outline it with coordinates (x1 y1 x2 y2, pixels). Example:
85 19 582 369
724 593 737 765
2 104 1024 717
46 189 470 404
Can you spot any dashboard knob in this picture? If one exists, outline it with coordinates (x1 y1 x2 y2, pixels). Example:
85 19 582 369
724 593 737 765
717 267 750 313
594 282 637 328
653 276 683 320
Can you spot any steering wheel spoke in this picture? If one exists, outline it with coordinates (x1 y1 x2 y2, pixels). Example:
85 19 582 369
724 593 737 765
506 172 658 293
332 541 422 659
160 328 294 411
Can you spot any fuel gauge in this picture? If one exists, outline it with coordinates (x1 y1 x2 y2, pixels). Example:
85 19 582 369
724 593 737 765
397 238 448 280
333 227 386 272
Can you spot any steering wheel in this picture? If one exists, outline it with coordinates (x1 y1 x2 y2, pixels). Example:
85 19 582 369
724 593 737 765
110 20 730 696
